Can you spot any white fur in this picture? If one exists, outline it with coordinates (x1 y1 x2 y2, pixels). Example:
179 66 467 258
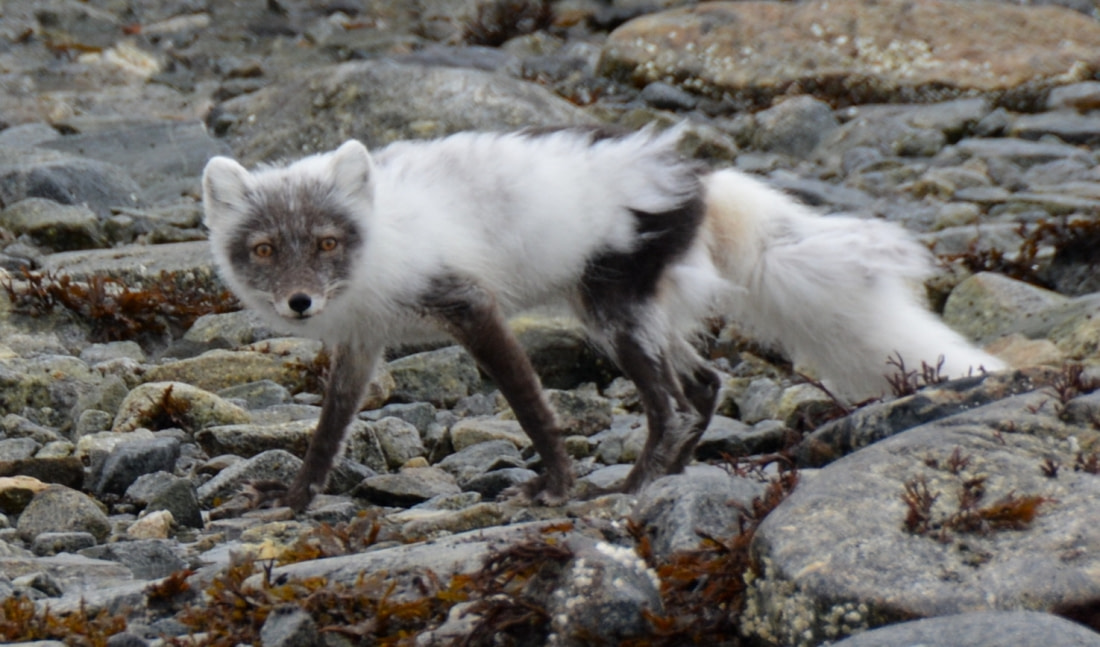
203 128 1005 402
698 169 1005 399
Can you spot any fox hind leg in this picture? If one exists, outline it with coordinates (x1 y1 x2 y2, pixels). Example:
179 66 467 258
418 274 573 505
576 192 711 492
666 339 721 475
606 327 706 493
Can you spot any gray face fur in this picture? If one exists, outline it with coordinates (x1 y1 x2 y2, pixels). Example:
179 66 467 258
224 180 364 320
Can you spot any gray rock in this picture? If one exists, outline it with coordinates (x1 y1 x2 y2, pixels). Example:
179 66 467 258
696 416 790 460
1062 389 1100 428
640 80 698 110
0 148 143 218
546 385 613 437
387 346 482 408
892 98 992 137
17 485 111 543
576 464 634 496
449 417 530 452
216 379 292 410
952 137 1095 169
546 537 663 646
76 429 156 485
0 456 85 491
33 2 121 49
819 116 947 171
1022 158 1099 188
362 402 438 434
436 439 526 486
590 415 646 466
735 377 783 425
752 95 839 157
31 531 97 556
184 311 270 351
40 120 229 195
81 539 187 580
220 60 597 165
745 392 1100 646
452 391 501 417
943 272 1068 344
1010 112 1100 146
412 491 482 512
79 341 147 365
326 457 379 496
944 273 1100 354
196 419 312 459
260 604 323 647
113 381 251 434
798 368 1050 467
124 472 203 529
1 414 63 445
766 170 876 213
0 355 105 427
511 315 619 389
196 449 303 507
831 611 1100 647
354 467 461 507
105 632 150 647
1048 81 1100 111
632 467 766 559
372 417 427 469
94 436 181 497
0 437 40 461
2 551 136 598
38 241 219 293
0 198 106 251
12 570 63 597
462 467 537 499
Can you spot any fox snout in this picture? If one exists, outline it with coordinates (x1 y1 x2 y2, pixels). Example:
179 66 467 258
274 290 327 319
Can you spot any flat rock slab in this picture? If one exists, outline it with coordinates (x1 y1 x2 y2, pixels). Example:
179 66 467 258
745 391 1100 646
602 0 1100 108
831 610 1100 647
37 240 219 291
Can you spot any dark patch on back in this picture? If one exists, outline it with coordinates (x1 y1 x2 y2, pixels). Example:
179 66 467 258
580 189 706 323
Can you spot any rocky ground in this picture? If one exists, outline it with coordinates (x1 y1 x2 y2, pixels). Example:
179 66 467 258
3 0 1100 645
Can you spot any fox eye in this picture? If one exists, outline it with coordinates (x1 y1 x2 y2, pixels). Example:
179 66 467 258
319 237 339 252
253 243 274 258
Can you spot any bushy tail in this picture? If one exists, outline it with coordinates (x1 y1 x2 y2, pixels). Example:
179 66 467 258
702 169 1006 401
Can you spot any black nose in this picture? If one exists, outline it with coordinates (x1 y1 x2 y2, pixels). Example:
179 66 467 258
287 293 312 314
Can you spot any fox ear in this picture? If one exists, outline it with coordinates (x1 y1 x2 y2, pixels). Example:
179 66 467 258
202 156 252 230
329 139 374 203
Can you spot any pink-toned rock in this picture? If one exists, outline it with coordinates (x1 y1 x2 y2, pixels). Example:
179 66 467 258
601 0 1100 108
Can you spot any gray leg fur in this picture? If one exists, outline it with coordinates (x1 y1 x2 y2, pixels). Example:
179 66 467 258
285 342 379 511
419 275 573 504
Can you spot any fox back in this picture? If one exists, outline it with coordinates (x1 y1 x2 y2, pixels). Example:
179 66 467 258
202 128 704 343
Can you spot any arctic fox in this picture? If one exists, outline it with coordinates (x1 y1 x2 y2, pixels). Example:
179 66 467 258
202 126 1004 511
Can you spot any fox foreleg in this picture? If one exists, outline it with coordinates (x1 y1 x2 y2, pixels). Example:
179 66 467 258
419 275 573 505
284 341 380 512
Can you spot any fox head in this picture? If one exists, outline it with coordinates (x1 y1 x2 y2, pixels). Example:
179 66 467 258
202 140 374 331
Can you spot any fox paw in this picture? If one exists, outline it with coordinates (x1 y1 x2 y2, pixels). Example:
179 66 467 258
500 471 574 507
207 480 312 519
